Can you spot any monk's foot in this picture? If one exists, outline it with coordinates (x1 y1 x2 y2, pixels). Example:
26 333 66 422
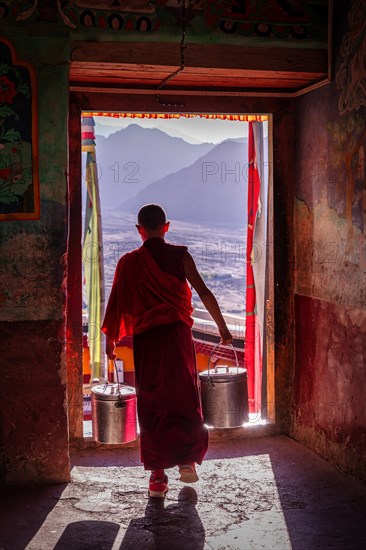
148 471 169 498
178 463 199 483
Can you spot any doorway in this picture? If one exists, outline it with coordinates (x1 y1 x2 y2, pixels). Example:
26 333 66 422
67 100 274 444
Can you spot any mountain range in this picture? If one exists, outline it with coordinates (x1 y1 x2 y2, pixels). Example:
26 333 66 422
92 124 216 208
118 138 249 225
95 121 205 144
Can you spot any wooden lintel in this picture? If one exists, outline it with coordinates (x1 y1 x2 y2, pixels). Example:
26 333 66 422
71 62 325 81
69 79 330 98
69 76 325 92
71 41 327 76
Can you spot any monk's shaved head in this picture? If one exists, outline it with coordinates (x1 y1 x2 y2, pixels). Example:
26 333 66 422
138 204 167 230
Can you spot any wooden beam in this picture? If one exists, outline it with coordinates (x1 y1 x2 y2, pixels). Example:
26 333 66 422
70 74 322 90
71 61 179 74
69 81 330 97
71 41 327 76
67 98 83 443
184 43 327 74
70 61 324 81
71 64 325 81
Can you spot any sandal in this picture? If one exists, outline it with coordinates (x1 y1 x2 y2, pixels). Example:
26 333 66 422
149 473 169 498
178 463 199 483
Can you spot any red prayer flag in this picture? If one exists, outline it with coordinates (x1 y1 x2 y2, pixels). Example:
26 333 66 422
245 122 262 415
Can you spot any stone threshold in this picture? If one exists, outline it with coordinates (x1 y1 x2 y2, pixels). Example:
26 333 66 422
69 423 281 451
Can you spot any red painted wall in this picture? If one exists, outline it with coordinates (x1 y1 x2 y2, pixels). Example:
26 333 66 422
293 296 365 477
292 0 366 480
0 321 70 483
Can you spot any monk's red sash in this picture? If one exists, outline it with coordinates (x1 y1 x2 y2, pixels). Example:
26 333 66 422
101 245 193 341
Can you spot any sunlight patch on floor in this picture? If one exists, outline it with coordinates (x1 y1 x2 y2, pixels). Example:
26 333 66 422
26 454 291 550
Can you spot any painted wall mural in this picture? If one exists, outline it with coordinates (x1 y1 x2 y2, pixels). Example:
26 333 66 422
330 0 366 252
327 111 365 252
0 34 69 322
0 1 328 43
0 38 39 220
295 0 366 306
203 0 320 39
293 0 366 481
65 0 161 32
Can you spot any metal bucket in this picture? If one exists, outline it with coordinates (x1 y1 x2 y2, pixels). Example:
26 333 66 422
199 343 248 428
91 383 137 444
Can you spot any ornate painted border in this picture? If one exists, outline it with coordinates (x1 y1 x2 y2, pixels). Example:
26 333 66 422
0 37 39 221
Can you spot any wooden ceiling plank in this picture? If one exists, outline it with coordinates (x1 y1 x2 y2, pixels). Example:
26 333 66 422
70 69 171 80
174 68 326 80
71 61 180 73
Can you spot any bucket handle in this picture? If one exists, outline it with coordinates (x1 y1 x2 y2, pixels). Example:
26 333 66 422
113 359 123 399
207 342 239 380
101 360 123 399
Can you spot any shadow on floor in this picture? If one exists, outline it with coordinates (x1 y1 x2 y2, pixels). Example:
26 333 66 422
54 520 120 549
0 484 67 550
2 437 366 550
120 487 205 549
268 441 366 550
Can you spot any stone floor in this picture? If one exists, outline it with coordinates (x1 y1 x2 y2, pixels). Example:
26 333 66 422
1 435 366 550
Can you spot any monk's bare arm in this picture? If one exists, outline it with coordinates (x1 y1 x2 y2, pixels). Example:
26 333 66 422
183 251 233 345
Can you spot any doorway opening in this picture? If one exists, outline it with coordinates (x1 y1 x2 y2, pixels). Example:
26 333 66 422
78 111 274 440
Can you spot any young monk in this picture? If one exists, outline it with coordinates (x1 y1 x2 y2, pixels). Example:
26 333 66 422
102 204 232 498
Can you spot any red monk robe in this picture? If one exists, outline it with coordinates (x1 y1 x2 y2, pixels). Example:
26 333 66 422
102 237 208 470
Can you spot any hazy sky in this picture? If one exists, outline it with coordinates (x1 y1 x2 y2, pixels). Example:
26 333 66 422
94 114 254 144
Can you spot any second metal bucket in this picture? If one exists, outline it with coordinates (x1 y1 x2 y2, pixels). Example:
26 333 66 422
91 383 137 444
91 360 137 444
199 343 249 428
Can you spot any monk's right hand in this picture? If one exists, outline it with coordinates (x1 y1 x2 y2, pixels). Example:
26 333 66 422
219 327 233 346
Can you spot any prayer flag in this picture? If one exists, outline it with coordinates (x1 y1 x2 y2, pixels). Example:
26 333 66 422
82 116 105 381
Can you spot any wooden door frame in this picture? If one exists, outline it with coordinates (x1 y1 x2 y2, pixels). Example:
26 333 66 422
67 91 294 444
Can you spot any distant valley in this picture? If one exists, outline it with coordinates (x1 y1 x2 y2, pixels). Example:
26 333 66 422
102 212 247 316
